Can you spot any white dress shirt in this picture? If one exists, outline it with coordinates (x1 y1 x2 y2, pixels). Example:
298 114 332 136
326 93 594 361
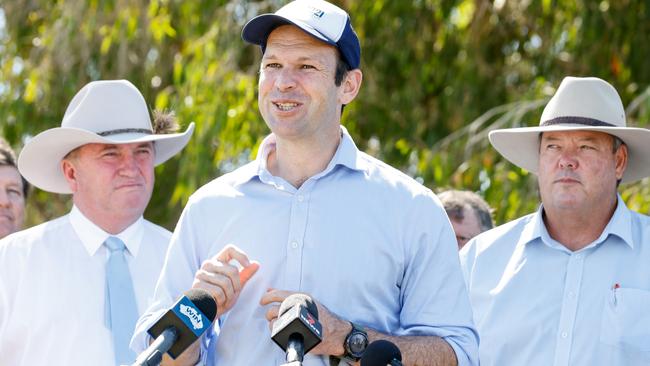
132 127 479 366
460 197 650 366
0 206 171 366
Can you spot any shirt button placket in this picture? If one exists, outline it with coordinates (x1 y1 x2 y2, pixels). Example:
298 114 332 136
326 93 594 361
553 252 585 366
284 187 311 291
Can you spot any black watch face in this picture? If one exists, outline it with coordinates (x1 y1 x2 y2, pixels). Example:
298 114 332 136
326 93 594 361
348 332 369 356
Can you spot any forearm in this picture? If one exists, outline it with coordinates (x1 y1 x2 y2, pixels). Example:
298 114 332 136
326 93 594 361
365 329 457 366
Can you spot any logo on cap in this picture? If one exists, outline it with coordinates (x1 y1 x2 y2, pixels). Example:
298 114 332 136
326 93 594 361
180 304 204 330
310 6 325 18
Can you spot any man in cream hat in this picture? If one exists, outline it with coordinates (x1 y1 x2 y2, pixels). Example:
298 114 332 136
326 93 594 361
460 76 650 366
0 79 194 366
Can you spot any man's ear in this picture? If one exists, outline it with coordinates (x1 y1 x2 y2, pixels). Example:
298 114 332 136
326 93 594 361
339 69 363 105
61 159 79 193
614 143 628 181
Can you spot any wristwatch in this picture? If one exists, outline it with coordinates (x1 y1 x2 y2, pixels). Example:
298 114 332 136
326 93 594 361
343 322 369 362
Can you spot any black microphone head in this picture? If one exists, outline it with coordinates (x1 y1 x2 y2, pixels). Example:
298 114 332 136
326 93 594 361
147 289 218 359
278 293 319 319
184 288 217 321
360 340 402 366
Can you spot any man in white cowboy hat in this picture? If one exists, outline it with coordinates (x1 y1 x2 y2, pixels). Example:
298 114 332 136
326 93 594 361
460 76 650 366
0 79 194 366
132 0 478 365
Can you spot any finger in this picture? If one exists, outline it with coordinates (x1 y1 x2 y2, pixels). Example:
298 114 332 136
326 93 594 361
216 245 252 268
265 304 280 322
191 279 227 305
269 317 276 332
193 270 235 304
259 289 294 306
200 259 242 293
240 261 260 287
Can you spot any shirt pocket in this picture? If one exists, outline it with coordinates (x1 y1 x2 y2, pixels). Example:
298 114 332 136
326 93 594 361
600 287 650 352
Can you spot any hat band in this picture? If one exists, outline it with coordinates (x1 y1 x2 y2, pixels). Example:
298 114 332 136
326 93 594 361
541 116 616 127
97 128 153 137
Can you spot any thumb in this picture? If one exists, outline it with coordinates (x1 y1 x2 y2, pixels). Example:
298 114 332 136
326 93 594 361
240 261 260 287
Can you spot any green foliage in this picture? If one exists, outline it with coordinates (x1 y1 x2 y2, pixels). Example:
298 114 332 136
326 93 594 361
1 0 649 229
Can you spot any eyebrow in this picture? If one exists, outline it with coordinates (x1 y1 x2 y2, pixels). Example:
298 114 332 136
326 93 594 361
262 53 326 64
99 142 153 151
541 136 600 143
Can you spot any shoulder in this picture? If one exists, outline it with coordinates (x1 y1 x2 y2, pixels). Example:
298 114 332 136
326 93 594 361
141 219 172 241
0 215 70 258
461 213 535 262
357 151 435 198
189 161 257 203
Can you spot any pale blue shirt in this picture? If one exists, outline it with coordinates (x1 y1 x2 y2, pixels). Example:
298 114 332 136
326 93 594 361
0 206 171 366
132 127 478 366
460 197 650 366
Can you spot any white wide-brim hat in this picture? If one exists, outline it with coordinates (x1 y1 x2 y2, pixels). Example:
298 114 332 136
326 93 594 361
18 79 195 194
489 76 650 184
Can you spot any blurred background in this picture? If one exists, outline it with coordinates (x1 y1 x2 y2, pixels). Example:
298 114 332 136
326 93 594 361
1 0 649 230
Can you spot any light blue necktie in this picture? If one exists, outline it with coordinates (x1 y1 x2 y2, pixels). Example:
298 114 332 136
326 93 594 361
105 236 138 365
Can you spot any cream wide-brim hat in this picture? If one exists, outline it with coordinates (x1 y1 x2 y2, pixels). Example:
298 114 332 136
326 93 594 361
488 76 650 184
18 80 194 194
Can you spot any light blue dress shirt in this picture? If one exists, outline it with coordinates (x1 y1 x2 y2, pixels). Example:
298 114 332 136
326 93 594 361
132 127 478 366
460 197 650 366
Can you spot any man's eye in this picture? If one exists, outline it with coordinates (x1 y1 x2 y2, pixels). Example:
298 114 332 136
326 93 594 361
300 64 315 69
579 145 594 150
265 63 281 69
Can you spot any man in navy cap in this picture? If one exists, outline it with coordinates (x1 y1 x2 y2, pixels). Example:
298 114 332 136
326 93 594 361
133 1 478 365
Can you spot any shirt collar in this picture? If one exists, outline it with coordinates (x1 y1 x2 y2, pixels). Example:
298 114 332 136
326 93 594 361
231 125 369 186
69 205 144 257
521 195 634 250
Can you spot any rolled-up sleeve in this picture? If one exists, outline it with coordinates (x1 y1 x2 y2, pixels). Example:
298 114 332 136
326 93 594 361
398 192 479 366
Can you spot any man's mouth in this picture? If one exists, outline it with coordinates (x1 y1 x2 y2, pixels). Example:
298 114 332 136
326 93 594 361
554 177 580 184
273 102 300 111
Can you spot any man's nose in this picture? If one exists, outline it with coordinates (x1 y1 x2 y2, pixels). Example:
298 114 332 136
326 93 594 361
558 151 578 169
275 68 297 92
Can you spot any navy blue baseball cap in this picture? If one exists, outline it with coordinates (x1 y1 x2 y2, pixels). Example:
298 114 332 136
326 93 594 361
242 0 361 69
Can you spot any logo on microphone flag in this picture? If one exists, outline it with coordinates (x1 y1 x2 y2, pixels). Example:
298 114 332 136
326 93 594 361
171 297 212 337
180 304 204 330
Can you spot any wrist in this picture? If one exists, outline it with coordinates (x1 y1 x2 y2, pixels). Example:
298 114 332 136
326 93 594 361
330 318 353 356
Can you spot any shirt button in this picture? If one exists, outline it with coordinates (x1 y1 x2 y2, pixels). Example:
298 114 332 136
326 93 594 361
568 291 575 299
291 241 299 249
575 254 583 260
561 332 568 338
297 195 304 202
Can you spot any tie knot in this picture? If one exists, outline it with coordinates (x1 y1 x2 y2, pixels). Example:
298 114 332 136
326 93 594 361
105 236 126 253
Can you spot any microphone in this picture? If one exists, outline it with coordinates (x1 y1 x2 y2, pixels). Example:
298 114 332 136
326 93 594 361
271 294 323 365
360 340 403 366
132 289 217 366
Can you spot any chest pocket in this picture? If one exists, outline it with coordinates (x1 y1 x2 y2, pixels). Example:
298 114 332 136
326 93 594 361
600 287 650 353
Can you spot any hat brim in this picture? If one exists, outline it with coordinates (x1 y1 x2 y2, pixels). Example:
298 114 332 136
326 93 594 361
242 14 336 49
489 124 650 184
18 122 195 194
